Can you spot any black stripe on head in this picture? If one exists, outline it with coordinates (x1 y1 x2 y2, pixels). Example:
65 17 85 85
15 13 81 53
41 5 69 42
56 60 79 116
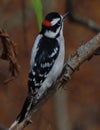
45 12 61 22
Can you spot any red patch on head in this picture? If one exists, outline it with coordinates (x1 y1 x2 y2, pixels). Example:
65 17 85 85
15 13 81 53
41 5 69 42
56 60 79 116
42 19 51 27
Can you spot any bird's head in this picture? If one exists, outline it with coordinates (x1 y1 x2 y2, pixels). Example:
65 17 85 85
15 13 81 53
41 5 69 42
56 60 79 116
40 12 69 38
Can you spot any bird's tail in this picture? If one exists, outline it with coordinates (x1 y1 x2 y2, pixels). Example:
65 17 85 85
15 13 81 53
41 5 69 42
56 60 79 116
8 95 34 130
16 95 34 123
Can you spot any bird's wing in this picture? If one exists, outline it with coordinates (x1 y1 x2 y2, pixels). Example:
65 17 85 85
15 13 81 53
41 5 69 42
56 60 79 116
28 36 59 92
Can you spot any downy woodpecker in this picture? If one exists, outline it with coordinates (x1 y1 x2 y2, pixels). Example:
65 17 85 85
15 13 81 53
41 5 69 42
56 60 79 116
15 12 68 124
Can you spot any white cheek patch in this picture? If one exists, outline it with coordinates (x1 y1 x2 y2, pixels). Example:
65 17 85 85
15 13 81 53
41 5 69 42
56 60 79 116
44 26 61 38
51 18 60 26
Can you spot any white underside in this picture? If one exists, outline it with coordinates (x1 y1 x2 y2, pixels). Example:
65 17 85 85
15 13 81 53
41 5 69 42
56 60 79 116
30 35 42 70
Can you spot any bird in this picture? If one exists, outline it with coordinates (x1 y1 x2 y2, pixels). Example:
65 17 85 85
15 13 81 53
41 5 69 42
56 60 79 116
13 12 68 125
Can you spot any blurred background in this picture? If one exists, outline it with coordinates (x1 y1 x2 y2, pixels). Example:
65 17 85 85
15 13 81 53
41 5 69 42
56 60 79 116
0 0 100 130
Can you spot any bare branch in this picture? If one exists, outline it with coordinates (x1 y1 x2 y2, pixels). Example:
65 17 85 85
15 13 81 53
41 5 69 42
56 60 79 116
8 33 100 130
67 0 100 32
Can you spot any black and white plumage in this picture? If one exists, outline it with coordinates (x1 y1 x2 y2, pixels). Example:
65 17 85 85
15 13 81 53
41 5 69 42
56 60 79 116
28 35 60 99
13 12 68 125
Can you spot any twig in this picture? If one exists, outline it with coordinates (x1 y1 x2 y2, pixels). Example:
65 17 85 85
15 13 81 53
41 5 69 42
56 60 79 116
9 32 100 130
67 0 100 32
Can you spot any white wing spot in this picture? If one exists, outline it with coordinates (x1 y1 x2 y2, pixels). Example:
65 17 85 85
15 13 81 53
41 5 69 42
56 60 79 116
33 78 36 84
39 73 44 77
49 47 58 58
28 77 32 81
34 63 37 66
32 70 35 75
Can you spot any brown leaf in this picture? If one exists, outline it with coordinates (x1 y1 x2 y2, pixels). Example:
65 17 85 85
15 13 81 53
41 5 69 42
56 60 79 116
0 29 20 83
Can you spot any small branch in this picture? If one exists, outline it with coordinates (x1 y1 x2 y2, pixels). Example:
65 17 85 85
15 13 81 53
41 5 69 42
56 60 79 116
9 33 100 130
67 0 100 32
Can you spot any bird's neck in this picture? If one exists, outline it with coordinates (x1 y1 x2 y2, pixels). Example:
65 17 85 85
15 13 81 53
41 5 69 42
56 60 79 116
40 26 63 39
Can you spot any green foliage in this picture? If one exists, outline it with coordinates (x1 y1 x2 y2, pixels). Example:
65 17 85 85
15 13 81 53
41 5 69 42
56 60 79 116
32 0 43 30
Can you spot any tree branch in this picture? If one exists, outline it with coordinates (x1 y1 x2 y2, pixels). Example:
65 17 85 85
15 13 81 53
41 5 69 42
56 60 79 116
9 33 100 130
67 0 100 32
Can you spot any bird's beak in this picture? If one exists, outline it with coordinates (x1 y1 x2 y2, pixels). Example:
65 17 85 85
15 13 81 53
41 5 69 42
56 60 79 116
62 12 69 19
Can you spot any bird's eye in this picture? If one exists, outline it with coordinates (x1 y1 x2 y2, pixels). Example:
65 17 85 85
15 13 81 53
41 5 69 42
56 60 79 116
57 21 61 25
